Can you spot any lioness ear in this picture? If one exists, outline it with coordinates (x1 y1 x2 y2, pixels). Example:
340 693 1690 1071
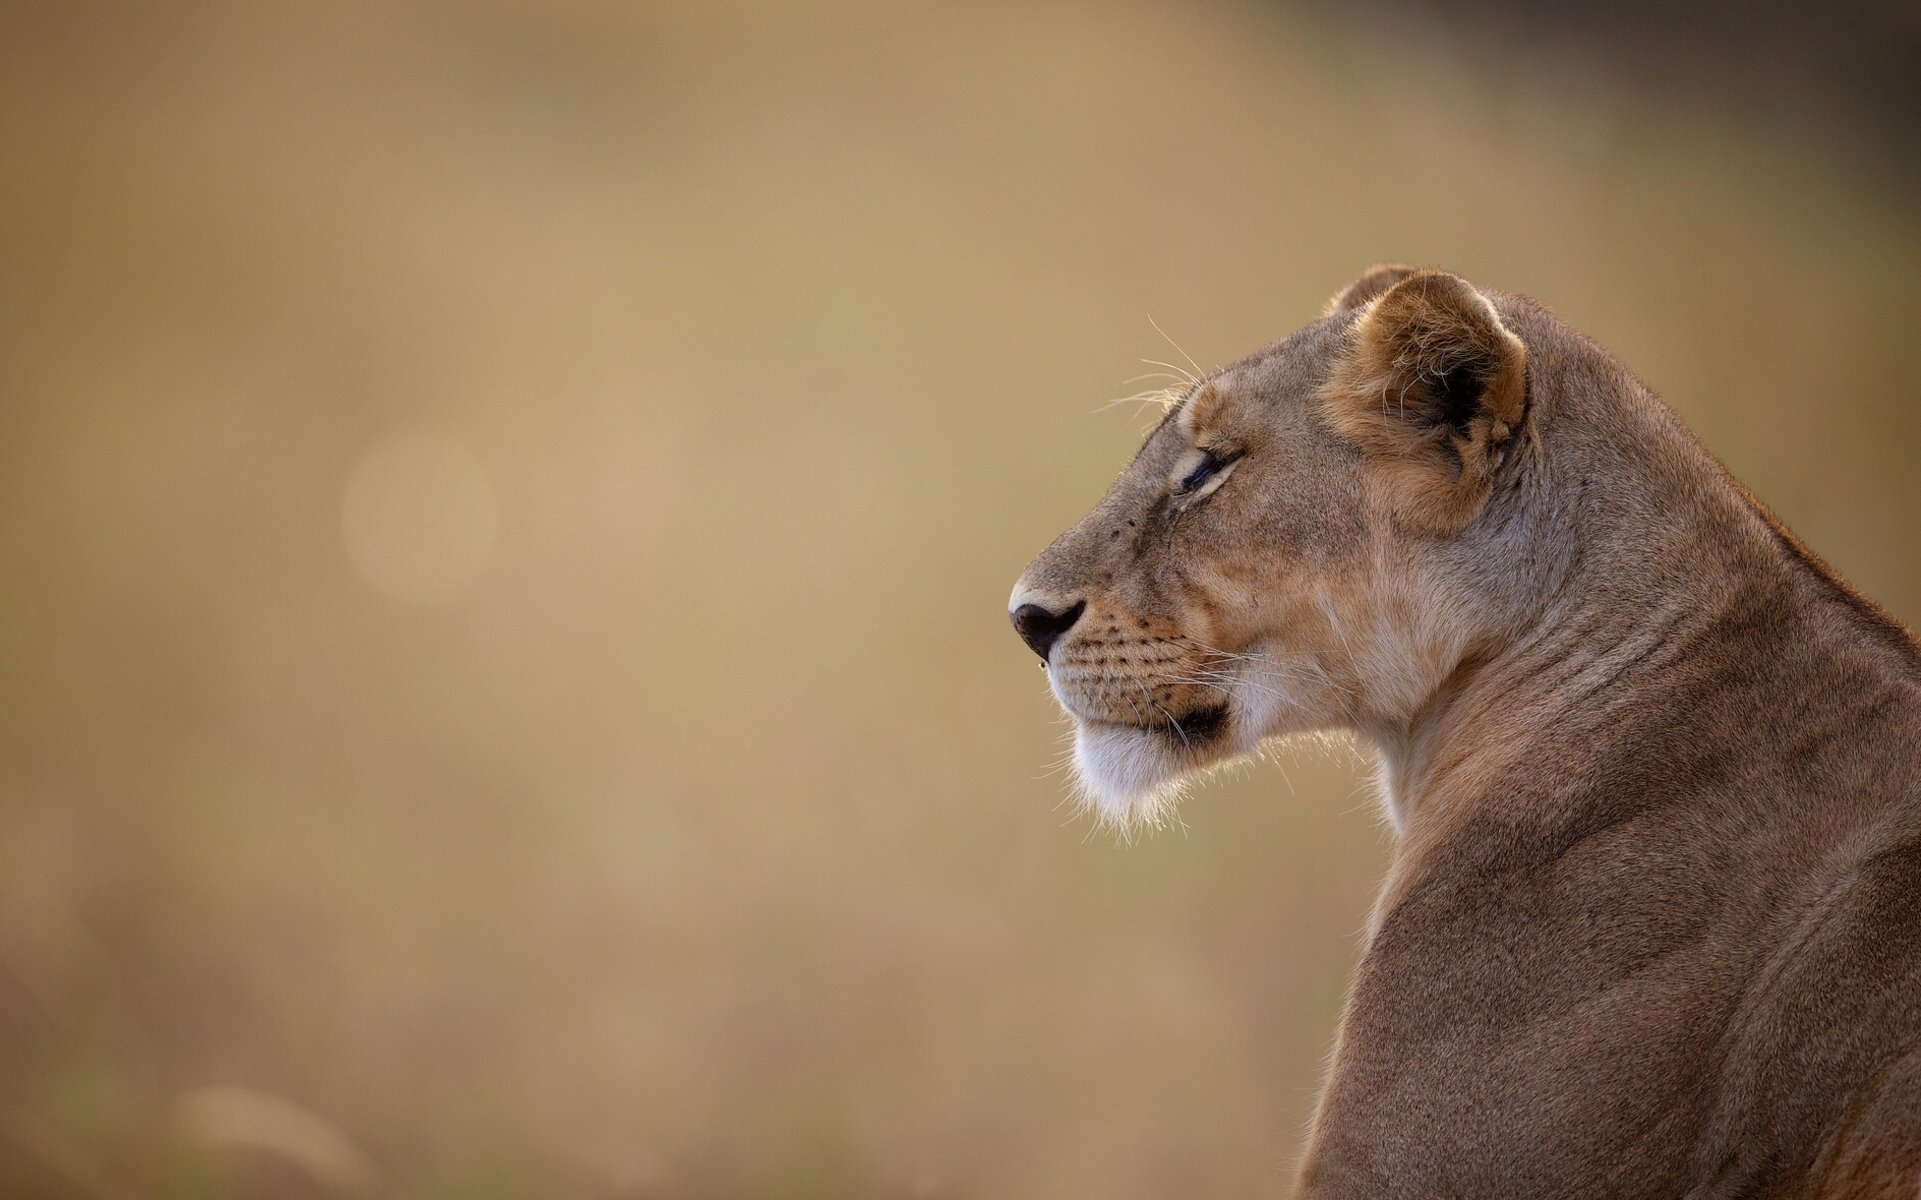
1322 264 1419 316
1323 271 1529 533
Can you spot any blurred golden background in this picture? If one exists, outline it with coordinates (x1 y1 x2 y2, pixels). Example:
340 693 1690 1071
2 1 1916 1196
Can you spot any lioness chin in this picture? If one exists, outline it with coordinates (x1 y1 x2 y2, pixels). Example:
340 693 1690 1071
1010 267 1921 1198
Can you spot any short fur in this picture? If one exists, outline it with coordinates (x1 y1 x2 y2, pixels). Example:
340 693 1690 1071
1009 269 1921 1197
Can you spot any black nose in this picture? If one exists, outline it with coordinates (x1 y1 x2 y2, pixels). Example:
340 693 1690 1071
1011 600 1085 662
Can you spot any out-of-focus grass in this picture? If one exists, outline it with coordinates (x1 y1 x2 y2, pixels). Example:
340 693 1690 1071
0 1 1915 1196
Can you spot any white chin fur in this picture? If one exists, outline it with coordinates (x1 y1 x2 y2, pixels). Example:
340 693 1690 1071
1055 645 1328 833
1070 723 1191 831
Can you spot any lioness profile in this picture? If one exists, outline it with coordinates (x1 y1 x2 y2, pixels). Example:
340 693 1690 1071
1009 268 1921 1198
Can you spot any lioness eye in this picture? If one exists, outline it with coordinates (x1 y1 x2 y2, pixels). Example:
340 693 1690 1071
1177 450 1229 494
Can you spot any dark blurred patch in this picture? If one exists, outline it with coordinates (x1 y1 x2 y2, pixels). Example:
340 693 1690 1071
1314 0 1921 178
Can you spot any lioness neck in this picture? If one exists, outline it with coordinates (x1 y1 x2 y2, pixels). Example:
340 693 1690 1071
1302 342 1921 1198
1370 343 1920 848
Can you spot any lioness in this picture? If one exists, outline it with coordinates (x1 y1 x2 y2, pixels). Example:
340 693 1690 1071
1009 268 1921 1198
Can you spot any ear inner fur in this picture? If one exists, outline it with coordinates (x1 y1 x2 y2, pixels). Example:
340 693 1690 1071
1321 271 1529 534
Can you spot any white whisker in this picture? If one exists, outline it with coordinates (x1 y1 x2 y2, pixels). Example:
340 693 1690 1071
1147 313 1208 384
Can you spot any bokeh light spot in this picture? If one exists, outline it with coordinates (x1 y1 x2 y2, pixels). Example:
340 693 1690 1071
341 433 499 603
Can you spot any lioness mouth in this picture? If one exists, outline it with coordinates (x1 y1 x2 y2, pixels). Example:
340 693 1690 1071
1081 703 1229 744
1159 703 1228 743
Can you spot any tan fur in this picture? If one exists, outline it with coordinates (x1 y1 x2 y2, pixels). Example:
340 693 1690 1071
1321 262 1418 316
1323 271 1531 534
1010 268 1921 1197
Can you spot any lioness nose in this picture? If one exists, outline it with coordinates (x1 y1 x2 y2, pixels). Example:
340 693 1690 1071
1011 599 1085 662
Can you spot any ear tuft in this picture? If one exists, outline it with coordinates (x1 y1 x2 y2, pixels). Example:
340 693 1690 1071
1322 271 1529 533
1323 264 1420 317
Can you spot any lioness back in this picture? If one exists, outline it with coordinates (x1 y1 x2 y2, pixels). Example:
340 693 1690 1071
1010 268 1921 1197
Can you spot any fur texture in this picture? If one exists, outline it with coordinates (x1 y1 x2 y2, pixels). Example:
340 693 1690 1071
1009 268 1921 1196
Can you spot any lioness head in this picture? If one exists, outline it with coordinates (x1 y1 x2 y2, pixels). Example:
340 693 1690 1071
1010 267 1544 829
